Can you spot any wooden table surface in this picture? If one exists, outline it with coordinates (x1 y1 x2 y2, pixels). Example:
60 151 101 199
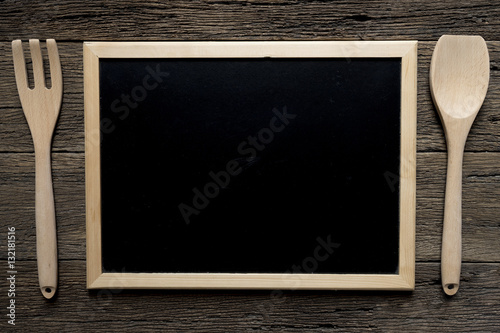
1 1 499 331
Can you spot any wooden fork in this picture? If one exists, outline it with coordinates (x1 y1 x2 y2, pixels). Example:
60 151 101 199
12 39 62 299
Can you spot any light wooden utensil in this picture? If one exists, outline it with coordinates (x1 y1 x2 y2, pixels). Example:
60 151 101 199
429 35 489 296
12 39 62 299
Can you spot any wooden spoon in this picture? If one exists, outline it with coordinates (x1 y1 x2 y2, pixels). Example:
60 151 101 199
429 35 489 296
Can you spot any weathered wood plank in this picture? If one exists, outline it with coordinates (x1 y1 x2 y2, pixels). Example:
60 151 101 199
0 41 499 153
416 152 500 263
0 0 500 41
1 3 499 329
2 260 498 331
1 152 498 262
0 153 86 262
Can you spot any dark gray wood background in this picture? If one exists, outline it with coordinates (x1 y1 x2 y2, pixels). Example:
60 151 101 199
1 1 499 331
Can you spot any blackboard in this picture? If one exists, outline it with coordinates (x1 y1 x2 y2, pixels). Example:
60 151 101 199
84 41 417 290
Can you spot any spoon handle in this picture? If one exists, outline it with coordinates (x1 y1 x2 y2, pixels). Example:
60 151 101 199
441 140 465 296
35 145 58 299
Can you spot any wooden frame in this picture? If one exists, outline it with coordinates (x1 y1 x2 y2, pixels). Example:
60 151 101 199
84 41 417 290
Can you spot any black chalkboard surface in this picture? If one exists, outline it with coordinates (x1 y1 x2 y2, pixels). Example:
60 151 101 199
85 41 417 290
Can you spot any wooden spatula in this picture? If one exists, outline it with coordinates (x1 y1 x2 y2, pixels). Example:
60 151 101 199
12 39 63 299
429 35 489 295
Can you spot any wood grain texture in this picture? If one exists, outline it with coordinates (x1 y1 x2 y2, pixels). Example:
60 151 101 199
0 41 499 153
0 0 499 331
1 152 499 263
0 0 500 41
0 260 498 331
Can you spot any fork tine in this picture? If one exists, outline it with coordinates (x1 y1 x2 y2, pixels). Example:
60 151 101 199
46 39 62 93
11 40 29 92
29 39 46 88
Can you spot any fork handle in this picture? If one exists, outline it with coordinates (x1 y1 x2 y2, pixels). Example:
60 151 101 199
441 140 465 296
35 145 58 299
